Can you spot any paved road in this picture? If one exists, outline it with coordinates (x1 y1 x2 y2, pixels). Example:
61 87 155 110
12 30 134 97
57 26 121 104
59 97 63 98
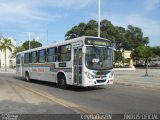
0 72 160 115
0 74 77 114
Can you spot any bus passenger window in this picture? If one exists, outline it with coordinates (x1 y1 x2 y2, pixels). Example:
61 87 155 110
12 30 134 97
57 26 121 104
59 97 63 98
58 44 71 61
47 47 57 62
16 55 21 64
31 51 37 63
24 53 30 64
38 49 46 63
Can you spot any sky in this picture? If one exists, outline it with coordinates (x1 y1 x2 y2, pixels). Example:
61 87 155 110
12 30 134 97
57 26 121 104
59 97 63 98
0 0 160 46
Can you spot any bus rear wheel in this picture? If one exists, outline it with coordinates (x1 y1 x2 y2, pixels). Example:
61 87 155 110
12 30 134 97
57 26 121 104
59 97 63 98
58 75 67 89
25 72 30 82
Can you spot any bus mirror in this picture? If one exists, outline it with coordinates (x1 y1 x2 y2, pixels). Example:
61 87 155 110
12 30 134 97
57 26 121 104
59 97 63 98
82 46 86 54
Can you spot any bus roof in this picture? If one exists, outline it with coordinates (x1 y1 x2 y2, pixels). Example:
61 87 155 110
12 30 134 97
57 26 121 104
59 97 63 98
16 36 110 55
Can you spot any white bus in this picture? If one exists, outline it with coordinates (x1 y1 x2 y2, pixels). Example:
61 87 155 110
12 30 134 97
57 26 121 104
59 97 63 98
16 36 114 88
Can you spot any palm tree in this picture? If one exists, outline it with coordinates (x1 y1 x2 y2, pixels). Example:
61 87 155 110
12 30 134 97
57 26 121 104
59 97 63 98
0 38 15 71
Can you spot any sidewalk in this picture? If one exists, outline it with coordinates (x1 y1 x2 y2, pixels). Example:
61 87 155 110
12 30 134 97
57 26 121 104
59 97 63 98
114 68 160 90
0 68 16 74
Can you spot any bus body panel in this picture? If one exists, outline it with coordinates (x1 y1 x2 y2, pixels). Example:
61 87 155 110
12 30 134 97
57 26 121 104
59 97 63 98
16 36 114 87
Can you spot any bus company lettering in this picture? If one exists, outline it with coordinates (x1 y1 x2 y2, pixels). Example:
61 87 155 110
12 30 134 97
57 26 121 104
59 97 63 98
32 68 37 72
32 68 45 72
38 68 45 72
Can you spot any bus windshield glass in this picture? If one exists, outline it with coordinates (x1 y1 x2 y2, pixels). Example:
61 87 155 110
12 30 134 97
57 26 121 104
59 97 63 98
85 46 113 70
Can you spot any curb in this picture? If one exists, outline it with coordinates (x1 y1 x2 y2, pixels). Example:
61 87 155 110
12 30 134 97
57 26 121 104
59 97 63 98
113 67 136 71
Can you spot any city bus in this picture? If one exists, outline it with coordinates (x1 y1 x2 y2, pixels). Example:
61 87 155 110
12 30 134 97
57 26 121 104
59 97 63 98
16 36 114 88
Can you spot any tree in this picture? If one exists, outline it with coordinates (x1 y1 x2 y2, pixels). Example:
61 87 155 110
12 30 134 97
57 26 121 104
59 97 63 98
125 25 149 49
22 40 42 51
14 40 42 55
0 38 15 71
151 46 160 57
13 46 25 56
65 19 150 68
135 46 153 76
65 22 87 40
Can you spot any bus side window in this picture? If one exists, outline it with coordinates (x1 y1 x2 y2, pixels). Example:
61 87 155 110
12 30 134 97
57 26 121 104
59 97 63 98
58 44 71 61
47 47 57 62
31 51 37 63
38 49 46 63
16 55 21 64
24 53 30 64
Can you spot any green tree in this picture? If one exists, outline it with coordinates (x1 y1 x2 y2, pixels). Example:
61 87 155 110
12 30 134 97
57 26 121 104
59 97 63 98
13 46 25 56
125 25 149 50
0 38 15 71
14 40 42 55
100 19 115 42
135 46 153 76
22 40 42 50
151 46 160 57
65 22 87 40
65 20 150 68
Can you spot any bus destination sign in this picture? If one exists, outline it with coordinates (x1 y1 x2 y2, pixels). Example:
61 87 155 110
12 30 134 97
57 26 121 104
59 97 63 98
85 38 110 46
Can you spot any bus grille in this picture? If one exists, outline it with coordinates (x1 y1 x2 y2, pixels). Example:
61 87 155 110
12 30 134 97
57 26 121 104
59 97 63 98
96 80 106 83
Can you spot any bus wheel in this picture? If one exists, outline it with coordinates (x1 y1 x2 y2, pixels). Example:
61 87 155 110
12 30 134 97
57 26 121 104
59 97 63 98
25 72 30 82
58 75 67 89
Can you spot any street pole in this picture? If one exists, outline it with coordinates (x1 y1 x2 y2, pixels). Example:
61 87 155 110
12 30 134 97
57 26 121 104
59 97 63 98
98 0 101 37
29 32 30 50
47 30 48 45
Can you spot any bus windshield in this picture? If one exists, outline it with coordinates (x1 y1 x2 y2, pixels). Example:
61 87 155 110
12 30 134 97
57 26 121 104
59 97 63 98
85 46 113 70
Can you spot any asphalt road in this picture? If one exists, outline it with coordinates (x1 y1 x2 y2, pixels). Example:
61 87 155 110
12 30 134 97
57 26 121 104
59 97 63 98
0 73 160 115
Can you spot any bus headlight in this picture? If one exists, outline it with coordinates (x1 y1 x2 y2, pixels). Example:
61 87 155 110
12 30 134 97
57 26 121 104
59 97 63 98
85 72 95 79
109 71 114 78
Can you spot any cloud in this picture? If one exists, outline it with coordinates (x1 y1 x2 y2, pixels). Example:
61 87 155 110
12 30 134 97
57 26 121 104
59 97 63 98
39 0 96 9
0 0 96 23
145 0 160 11
0 2 61 23
91 10 160 46
99 11 160 36
126 14 160 36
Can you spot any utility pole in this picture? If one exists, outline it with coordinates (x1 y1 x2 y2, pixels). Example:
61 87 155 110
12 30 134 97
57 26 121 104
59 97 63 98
47 30 48 45
98 0 101 37
29 32 30 50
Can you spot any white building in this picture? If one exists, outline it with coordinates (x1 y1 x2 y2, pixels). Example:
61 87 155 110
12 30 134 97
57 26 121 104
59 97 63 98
0 37 16 68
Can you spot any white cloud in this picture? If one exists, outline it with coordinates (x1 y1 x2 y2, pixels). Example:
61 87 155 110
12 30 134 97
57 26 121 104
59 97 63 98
126 14 160 36
100 11 160 36
0 0 96 23
39 0 96 9
91 11 160 46
145 0 160 11
0 2 61 23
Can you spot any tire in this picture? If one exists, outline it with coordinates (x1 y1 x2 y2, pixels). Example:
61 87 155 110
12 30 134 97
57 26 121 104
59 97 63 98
58 75 67 89
25 72 30 82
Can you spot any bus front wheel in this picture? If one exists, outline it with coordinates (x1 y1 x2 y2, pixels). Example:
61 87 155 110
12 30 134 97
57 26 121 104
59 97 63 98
25 72 30 82
58 75 67 89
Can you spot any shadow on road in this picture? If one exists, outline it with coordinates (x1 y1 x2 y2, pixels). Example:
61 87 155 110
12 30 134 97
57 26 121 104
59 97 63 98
14 76 106 92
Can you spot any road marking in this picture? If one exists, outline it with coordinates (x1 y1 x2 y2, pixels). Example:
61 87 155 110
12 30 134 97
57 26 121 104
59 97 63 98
18 84 94 114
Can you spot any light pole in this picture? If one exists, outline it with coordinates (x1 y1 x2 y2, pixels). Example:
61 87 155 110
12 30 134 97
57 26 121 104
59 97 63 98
28 32 31 50
98 0 101 37
27 32 39 50
47 30 48 45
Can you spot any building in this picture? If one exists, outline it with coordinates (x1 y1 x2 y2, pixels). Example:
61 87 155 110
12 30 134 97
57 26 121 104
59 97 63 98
114 49 134 68
0 37 16 68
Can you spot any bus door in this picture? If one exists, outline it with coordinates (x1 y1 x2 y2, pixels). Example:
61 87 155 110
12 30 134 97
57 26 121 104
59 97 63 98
73 47 82 85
